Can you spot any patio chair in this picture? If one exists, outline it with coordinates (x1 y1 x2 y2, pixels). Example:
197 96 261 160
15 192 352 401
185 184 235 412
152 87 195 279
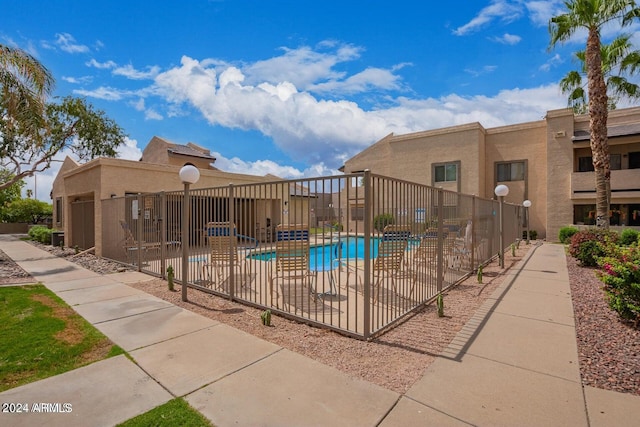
371 225 414 303
269 224 315 308
447 220 473 271
412 236 439 270
202 222 248 291
120 220 163 264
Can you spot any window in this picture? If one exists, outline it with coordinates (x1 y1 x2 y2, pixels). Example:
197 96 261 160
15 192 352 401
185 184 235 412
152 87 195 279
611 154 622 170
579 154 622 171
578 156 594 172
630 152 640 169
496 161 525 181
350 203 364 221
55 197 63 226
434 163 457 183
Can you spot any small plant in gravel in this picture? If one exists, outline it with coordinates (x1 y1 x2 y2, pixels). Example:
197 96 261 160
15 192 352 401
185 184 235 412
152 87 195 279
166 265 175 291
477 265 483 284
436 293 444 317
261 309 272 326
597 245 640 325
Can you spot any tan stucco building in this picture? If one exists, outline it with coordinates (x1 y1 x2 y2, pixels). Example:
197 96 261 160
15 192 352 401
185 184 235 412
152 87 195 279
341 107 640 240
51 136 282 255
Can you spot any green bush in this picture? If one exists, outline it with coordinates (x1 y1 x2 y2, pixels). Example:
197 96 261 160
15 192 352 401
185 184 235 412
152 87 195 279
373 213 394 232
598 246 640 323
28 225 52 244
558 226 579 244
620 229 640 246
576 240 605 267
522 229 538 240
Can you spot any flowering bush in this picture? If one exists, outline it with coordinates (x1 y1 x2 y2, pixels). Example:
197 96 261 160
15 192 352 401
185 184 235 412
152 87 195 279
598 245 640 324
569 229 619 266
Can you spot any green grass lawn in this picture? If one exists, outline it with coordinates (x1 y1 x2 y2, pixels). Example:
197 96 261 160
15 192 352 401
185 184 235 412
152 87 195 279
117 398 213 427
0 284 125 392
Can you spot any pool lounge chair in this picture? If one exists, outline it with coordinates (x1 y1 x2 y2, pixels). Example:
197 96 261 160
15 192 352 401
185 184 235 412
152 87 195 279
371 224 414 303
269 224 315 309
202 222 248 291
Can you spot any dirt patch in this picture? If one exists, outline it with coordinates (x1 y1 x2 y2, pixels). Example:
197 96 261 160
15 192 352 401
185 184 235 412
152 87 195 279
30 293 85 345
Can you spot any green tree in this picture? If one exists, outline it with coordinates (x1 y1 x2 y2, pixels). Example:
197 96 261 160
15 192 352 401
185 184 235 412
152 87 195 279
1 44 127 192
0 95 127 191
560 34 640 114
0 168 24 211
549 0 640 229
1 198 52 223
0 44 54 138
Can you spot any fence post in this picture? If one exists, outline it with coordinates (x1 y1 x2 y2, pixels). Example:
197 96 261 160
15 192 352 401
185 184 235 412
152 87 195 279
363 170 372 339
436 189 444 293
471 195 476 271
229 183 236 300
160 192 166 279
136 194 143 271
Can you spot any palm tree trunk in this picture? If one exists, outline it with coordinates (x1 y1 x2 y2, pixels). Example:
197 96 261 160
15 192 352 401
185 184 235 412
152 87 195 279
586 28 610 228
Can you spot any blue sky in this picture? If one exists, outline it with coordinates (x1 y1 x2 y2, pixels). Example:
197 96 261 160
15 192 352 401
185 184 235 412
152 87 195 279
2 0 638 200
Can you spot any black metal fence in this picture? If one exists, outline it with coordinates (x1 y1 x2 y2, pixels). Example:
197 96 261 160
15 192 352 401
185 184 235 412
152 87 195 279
101 171 521 339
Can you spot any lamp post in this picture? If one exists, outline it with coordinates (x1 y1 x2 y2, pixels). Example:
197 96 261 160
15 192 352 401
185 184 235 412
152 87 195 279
523 199 532 245
494 184 509 268
179 165 200 302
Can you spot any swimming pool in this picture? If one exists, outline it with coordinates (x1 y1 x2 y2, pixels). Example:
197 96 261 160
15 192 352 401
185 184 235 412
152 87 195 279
248 236 417 269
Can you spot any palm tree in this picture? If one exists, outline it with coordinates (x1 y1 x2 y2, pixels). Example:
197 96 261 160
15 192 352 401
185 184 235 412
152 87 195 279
560 34 640 114
549 0 640 229
0 44 54 138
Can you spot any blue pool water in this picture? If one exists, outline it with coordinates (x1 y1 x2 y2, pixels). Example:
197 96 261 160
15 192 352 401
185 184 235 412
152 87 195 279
247 236 420 270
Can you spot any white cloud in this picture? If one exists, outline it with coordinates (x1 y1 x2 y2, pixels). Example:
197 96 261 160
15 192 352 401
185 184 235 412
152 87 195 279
212 153 339 179
308 67 405 94
150 53 566 171
144 109 163 120
525 1 565 27
113 64 161 80
74 86 130 100
454 1 523 36
464 65 498 77
243 43 362 90
62 75 93 84
539 53 563 71
54 33 89 53
493 33 522 45
116 137 143 160
86 59 117 69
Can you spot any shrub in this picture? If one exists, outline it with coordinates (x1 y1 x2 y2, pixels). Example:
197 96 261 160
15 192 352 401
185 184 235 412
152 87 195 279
522 229 538 240
620 229 640 246
373 213 394 232
558 226 579 244
598 246 640 323
28 225 52 244
569 229 620 267
568 229 619 259
576 240 605 267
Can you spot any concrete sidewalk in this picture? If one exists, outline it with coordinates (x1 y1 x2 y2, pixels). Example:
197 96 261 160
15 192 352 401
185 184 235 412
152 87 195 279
1 236 638 426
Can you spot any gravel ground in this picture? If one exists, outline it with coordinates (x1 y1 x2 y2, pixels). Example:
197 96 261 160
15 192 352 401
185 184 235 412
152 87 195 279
566 254 640 395
2 239 638 396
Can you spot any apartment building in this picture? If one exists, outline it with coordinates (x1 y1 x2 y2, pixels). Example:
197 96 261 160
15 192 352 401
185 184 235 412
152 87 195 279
341 107 640 240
